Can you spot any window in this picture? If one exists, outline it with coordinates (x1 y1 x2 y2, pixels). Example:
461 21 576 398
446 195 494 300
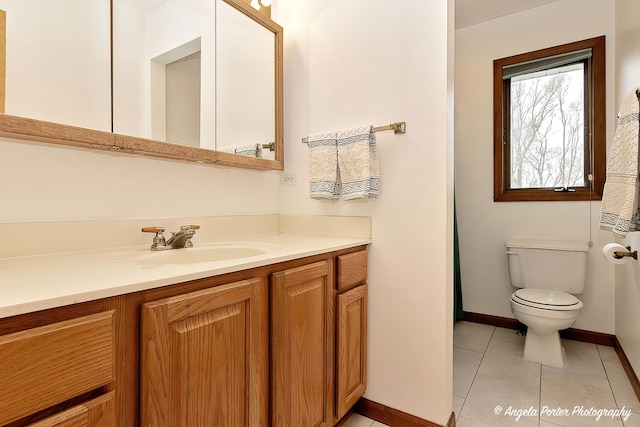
493 36 606 202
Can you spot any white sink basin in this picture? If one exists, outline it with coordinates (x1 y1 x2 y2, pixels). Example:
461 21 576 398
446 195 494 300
135 242 276 265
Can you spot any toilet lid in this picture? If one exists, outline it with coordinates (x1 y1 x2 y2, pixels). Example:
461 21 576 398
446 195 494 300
512 289 582 309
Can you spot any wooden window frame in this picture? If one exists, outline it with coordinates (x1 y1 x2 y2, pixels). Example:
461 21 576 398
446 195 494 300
493 36 606 202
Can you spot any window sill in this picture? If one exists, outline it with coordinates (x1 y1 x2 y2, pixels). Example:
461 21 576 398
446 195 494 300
494 188 602 202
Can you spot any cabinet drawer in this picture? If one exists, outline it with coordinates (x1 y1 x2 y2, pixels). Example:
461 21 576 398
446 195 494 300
27 391 115 427
0 311 114 426
337 250 368 291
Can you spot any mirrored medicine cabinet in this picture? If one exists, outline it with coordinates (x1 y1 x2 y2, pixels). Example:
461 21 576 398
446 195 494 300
0 0 283 171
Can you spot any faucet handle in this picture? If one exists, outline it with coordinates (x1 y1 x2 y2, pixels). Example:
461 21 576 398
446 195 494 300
142 226 165 234
179 225 199 248
141 226 167 248
180 224 200 231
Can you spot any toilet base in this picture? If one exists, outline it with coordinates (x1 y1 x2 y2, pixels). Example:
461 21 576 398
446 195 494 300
523 329 566 367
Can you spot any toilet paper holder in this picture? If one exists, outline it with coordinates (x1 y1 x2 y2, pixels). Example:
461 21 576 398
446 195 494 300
613 246 638 260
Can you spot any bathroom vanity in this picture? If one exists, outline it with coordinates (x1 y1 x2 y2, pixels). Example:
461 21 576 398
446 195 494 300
0 215 370 426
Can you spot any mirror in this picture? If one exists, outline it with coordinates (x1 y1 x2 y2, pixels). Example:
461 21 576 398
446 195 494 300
112 0 283 169
112 0 216 147
0 0 111 131
0 0 283 172
216 0 276 160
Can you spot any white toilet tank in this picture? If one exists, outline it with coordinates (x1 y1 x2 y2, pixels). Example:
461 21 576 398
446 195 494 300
506 239 589 294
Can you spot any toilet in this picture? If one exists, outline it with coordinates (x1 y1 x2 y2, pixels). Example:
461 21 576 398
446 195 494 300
507 239 589 368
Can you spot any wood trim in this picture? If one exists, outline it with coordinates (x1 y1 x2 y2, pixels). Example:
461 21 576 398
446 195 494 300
463 311 519 330
115 132 284 171
0 114 116 150
493 36 606 202
462 311 616 346
354 398 455 427
561 328 615 347
614 337 640 403
0 100 284 172
447 411 456 427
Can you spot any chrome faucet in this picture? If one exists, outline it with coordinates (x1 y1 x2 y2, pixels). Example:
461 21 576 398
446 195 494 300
141 225 200 251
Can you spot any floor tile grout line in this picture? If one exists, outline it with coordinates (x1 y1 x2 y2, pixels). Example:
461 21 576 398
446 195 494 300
598 345 629 426
454 324 496 420
454 325 496 400
453 343 487 353
463 326 495 407
538 362 543 425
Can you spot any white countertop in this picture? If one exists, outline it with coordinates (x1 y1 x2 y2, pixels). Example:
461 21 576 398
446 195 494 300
0 232 370 319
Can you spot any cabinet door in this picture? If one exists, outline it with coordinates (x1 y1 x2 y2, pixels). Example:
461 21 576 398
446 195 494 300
27 392 115 427
141 278 268 427
271 260 334 427
336 284 367 419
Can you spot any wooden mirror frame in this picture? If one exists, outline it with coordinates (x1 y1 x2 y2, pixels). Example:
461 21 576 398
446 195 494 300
0 0 283 171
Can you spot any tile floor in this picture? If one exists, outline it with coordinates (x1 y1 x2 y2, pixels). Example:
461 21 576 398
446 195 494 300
341 413 389 427
344 321 640 427
454 321 640 426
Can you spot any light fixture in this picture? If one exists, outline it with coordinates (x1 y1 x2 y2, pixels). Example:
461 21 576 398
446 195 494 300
250 0 271 13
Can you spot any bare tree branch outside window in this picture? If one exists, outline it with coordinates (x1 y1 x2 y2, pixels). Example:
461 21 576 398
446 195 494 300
509 64 585 189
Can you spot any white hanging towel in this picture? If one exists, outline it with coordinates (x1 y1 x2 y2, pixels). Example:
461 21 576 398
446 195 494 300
600 88 640 237
337 125 380 200
307 131 340 199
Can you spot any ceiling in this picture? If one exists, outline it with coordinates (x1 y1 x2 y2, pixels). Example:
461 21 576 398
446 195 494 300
455 0 560 29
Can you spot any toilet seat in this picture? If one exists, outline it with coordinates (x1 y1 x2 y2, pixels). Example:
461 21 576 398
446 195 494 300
511 289 583 311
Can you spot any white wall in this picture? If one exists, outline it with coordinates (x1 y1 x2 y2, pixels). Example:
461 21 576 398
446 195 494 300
0 138 280 223
275 0 454 424
614 0 640 376
455 0 617 334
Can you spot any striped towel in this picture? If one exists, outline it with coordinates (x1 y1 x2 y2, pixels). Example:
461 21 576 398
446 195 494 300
308 131 339 199
337 125 379 200
600 88 640 237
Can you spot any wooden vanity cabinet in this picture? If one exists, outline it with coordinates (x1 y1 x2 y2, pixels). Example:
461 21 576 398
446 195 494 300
271 260 335 427
335 250 368 421
140 277 269 426
270 249 369 425
0 245 368 427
